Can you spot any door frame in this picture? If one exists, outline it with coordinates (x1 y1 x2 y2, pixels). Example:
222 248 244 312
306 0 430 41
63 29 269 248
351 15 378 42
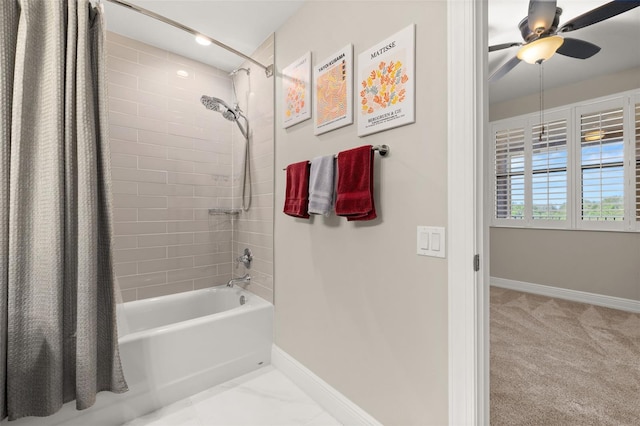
447 0 489 424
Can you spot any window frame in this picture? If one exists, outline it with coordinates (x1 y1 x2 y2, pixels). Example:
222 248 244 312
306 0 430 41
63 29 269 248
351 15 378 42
632 93 640 232
491 89 639 233
574 97 627 231
491 110 571 229
492 118 528 227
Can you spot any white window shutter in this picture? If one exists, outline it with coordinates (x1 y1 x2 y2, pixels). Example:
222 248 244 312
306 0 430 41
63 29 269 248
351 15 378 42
494 125 525 221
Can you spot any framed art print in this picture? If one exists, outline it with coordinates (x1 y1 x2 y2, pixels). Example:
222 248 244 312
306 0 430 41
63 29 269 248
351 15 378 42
282 52 311 128
357 24 415 137
313 44 353 135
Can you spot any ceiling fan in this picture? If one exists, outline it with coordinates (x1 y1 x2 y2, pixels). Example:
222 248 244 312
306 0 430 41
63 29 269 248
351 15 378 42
489 0 640 82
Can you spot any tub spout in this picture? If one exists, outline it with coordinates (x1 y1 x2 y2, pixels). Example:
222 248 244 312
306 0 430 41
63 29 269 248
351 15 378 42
227 274 251 287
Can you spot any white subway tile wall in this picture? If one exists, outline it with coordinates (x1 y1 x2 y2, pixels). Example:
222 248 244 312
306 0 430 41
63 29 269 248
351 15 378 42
107 32 235 302
231 35 275 303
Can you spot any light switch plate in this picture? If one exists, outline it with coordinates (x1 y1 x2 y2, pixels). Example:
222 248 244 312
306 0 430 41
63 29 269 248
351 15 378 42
416 226 446 258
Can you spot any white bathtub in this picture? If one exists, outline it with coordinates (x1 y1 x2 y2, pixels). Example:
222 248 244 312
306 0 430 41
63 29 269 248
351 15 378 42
11 285 273 426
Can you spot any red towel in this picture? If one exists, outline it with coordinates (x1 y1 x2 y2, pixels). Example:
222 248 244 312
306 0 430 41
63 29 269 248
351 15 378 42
283 161 311 218
335 145 377 221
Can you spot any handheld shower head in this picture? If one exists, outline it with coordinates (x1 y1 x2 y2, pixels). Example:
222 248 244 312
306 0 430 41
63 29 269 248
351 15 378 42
200 95 240 122
200 92 252 212
200 95 232 112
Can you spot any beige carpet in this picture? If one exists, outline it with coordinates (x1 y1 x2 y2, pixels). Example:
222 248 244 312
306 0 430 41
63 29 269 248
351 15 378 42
490 287 640 425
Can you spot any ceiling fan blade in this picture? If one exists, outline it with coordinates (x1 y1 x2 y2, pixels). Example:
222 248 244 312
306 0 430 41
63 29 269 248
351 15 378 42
528 0 558 32
489 42 522 52
489 56 522 83
555 37 601 59
558 0 640 33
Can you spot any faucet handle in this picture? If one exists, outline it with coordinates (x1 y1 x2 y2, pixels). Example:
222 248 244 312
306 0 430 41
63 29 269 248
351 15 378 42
236 248 253 269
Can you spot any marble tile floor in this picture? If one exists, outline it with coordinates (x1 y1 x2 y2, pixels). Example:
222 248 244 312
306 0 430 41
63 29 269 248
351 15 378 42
124 366 342 426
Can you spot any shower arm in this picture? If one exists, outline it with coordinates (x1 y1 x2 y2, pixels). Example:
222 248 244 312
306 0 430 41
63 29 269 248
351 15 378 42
104 0 274 77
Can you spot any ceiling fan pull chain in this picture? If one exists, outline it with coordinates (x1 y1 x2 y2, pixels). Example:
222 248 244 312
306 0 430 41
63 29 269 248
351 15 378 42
539 62 545 142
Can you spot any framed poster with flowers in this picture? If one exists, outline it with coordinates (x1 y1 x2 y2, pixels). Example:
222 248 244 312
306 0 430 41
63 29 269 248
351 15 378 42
313 44 353 135
357 24 415 137
282 52 311 129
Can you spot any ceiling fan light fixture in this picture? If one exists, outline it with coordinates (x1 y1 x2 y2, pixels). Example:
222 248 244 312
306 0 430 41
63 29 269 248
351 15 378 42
517 35 564 64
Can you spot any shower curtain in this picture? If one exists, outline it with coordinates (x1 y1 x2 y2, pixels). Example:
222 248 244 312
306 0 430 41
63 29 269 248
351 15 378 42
0 0 127 420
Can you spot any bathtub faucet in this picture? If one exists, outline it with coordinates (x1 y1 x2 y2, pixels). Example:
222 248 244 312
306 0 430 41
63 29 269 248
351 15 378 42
227 274 251 287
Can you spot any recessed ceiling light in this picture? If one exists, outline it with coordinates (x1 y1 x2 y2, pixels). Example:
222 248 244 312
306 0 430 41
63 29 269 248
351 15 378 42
195 35 211 46
176 70 189 78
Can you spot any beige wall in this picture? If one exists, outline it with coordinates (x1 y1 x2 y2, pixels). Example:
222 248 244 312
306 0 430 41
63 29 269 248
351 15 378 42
274 2 448 424
231 35 275 303
490 227 640 301
107 32 236 301
490 65 640 121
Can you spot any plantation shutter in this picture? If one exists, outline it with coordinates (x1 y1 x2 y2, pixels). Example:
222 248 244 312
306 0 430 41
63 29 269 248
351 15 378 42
531 119 568 221
580 106 625 222
635 101 640 222
494 125 525 220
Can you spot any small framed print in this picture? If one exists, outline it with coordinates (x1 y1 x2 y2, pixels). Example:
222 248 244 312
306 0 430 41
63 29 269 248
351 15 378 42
282 52 311 128
313 44 353 135
357 24 415 137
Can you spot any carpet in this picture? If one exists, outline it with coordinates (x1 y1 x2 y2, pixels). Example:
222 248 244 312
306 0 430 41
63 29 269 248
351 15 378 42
490 287 640 425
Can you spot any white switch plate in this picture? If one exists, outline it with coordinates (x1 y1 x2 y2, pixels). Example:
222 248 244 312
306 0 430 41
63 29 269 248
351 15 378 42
416 226 446 258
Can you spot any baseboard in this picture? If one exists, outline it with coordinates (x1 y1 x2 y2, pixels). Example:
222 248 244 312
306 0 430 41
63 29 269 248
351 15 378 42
491 277 640 313
271 345 382 426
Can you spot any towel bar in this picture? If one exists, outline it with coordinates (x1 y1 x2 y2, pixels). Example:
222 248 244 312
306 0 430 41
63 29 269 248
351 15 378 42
281 144 389 170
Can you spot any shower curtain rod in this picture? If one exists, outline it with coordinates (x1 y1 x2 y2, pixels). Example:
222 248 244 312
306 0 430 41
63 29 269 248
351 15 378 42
103 0 274 77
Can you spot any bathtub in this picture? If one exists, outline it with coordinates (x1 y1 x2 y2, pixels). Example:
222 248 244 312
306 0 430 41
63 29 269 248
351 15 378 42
12 285 273 426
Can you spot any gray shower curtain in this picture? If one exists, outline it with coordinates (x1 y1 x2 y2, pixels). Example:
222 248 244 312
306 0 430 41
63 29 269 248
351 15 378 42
0 0 127 421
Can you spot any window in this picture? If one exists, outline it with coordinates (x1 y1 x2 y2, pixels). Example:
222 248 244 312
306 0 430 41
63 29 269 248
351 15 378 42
635 99 640 223
579 107 624 223
532 119 567 221
494 126 525 220
492 91 638 232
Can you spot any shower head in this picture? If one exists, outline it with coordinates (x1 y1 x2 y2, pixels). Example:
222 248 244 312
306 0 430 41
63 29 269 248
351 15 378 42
201 94 249 140
200 95 240 122
200 95 230 113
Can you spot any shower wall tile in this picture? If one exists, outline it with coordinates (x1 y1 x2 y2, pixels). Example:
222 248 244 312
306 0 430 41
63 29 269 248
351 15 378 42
118 271 167 290
111 169 167 184
113 247 167 263
115 262 137 277
109 125 137 142
111 154 137 169
106 41 138 63
109 98 138 115
138 233 194 248
112 181 138 195
137 183 194 196
119 289 137 303
113 194 167 209
138 157 194 173
114 222 167 236
107 32 234 301
138 256 194 274
231 34 275 304
138 130 195 149
136 280 195 300
110 140 168 158
114 236 138 250
113 208 137 222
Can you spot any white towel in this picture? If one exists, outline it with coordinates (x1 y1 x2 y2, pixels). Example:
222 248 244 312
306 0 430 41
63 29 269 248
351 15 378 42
308 155 335 216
